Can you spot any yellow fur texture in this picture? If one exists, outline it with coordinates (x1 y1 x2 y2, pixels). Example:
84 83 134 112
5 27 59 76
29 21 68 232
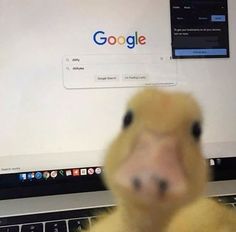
84 88 236 232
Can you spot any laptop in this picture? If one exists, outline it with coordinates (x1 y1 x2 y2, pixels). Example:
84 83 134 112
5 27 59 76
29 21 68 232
0 0 235 231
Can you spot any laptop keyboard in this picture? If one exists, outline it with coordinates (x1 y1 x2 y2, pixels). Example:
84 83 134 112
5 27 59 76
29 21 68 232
0 207 114 232
0 196 235 232
212 194 236 209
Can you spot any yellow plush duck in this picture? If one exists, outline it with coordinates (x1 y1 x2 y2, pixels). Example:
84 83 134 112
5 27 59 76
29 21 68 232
85 88 236 232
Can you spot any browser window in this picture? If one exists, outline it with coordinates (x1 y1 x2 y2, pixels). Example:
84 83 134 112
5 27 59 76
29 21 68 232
0 0 235 177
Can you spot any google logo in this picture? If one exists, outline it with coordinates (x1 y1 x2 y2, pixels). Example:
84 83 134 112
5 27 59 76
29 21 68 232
93 31 146 49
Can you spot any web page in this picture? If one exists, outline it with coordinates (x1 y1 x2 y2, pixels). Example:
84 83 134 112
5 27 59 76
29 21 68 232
0 0 235 175
0 0 176 174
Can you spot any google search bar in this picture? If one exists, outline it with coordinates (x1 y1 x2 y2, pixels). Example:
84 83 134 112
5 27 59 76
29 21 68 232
62 54 177 89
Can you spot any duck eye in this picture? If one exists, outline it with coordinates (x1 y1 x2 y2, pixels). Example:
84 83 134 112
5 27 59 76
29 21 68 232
123 110 133 129
191 121 202 140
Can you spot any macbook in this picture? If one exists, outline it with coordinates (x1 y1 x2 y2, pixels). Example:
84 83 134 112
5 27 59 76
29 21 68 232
0 0 235 231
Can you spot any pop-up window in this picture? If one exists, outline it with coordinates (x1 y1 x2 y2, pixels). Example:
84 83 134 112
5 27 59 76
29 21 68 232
170 0 229 58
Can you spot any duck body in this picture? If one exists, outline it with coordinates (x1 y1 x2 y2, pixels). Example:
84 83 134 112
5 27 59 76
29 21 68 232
88 198 236 232
84 88 236 232
167 198 236 232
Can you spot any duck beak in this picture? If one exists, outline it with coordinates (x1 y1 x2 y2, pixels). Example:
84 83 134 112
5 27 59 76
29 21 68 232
115 131 187 203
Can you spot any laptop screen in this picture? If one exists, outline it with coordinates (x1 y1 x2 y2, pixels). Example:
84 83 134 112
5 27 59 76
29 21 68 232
0 0 235 199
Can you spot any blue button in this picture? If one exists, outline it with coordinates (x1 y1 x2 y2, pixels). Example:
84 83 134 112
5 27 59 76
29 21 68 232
175 49 227 56
211 15 226 22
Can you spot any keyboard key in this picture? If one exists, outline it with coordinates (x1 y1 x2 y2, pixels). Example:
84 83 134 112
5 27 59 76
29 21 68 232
216 195 236 204
0 226 19 232
216 196 231 204
45 221 67 232
21 224 43 232
229 195 236 203
68 218 89 232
